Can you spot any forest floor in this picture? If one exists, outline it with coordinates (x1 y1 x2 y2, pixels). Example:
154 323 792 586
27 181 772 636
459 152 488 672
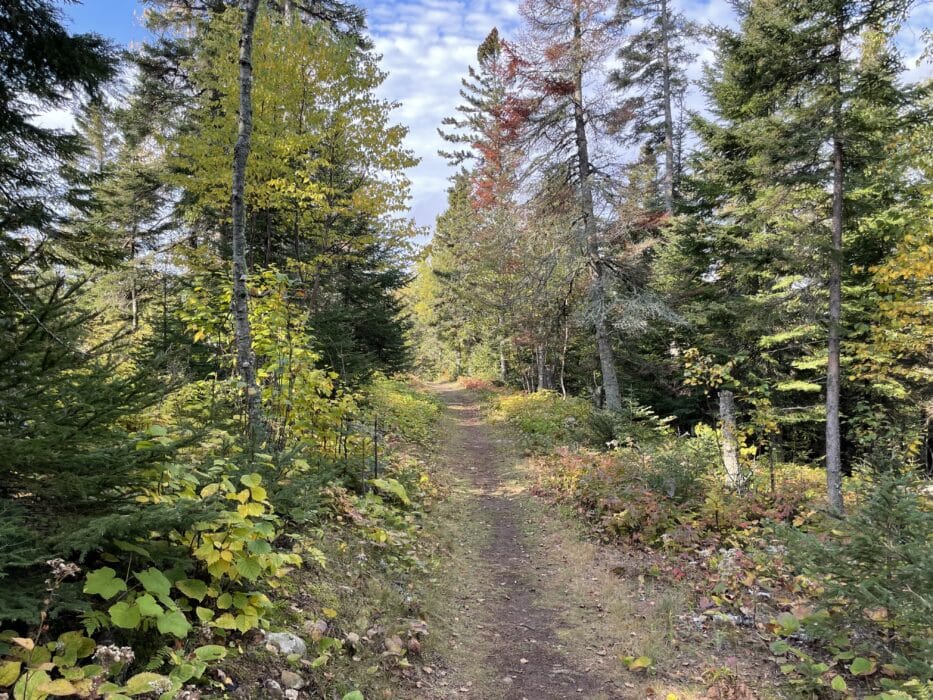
411 383 783 700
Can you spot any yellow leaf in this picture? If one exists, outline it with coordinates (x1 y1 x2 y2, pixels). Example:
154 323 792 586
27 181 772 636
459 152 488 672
38 679 78 696
0 659 21 686
322 608 338 619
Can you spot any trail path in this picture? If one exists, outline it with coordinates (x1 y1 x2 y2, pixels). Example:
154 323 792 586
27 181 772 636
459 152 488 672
417 384 628 699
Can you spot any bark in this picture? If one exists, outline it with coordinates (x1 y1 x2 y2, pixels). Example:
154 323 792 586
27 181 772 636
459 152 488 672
499 339 507 384
571 6 622 411
719 389 743 492
231 0 263 437
826 13 845 515
659 0 675 214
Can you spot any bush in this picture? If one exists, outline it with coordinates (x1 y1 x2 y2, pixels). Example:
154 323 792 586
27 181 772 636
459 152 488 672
365 375 441 445
785 475 933 680
586 399 673 449
495 391 592 450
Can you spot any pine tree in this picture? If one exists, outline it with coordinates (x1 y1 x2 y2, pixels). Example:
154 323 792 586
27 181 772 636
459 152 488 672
611 0 696 213
512 0 625 409
686 0 918 511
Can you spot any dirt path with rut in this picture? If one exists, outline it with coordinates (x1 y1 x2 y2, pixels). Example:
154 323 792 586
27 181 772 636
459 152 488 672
416 384 626 700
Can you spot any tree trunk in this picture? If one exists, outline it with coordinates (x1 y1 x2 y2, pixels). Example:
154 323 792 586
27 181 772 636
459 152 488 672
231 0 263 437
659 0 675 214
571 7 622 411
719 389 743 492
499 339 507 384
826 15 845 515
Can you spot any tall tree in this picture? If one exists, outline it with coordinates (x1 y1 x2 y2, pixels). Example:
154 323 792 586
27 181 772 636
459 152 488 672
694 0 918 511
611 0 696 213
231 0 263 434
514 0 625 409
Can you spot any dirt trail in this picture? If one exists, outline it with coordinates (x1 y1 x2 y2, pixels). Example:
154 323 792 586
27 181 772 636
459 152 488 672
419 384 625 700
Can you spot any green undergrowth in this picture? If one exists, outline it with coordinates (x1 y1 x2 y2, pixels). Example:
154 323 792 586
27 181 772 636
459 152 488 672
488 386 932 699
0 369 443 700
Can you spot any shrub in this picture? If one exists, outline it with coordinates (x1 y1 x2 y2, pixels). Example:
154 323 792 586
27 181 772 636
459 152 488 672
495 391 592 450
785 475 933 680
365 375 441 445
586 399 673 449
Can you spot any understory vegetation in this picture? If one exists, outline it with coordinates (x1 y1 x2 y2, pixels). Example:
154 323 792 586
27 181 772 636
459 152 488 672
1 1 441 698
488 387 932 698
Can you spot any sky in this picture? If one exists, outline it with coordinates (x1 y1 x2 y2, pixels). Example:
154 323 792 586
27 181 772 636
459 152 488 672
56 0 931 231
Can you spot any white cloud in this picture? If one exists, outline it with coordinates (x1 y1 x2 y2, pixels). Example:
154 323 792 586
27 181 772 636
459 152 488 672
361 0 929 232
358 0 521 229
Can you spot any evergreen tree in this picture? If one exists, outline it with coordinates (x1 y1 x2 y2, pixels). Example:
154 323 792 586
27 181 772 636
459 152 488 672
611 0 696 213
681 0 919 510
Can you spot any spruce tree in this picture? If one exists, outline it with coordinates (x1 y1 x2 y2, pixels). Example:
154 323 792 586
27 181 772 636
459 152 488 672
687 0 918 511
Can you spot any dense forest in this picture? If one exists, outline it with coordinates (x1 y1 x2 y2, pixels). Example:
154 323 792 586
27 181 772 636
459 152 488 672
0 0 930 698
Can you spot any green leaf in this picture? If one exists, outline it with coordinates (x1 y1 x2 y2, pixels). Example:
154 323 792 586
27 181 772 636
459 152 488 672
774 612 800 635
628 656 653 671
84 567 127 600
13 669 50 700
770 640 791 655
850 657 877 676
0 659 21 686
135 568 171 598
240 473 262 489
216 593 232 609
136 594 163 618
193 645 226 662
37 678 78 696
156 611 191 638
342 692 365 700
195 607 215 622
109 602 141 629
831 675 848 692
213 613 237 630
124 671 169 696
370 478 410 505
175 579 208 602
234 556 262 581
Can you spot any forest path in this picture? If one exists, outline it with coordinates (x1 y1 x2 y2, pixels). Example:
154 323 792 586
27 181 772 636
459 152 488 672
415 384 628 700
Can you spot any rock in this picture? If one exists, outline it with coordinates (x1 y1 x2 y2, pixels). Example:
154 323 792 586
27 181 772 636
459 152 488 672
265 632 307 657
262 680 284 699
280 670 305 690
285 691 299 700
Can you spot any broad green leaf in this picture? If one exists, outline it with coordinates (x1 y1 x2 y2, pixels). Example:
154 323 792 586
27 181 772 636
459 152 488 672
234 556 262 581
124 672 169 696
84 568 126 600
37 679 78 696
13 668 50 700
135 594 163 618
628 656 653 670
213 613 237 630
135 568 171 598
175 579 208 602
831 675 847 692
193 645 226 662
850 657 877 676
0 659 21 686
370 478 410 505
156 611 191 638
195 607 215 622
240 473 262 488
109 602 141 629
342 693 364 700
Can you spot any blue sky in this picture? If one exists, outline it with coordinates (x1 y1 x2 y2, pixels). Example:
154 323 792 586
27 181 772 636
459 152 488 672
56 0 931 229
